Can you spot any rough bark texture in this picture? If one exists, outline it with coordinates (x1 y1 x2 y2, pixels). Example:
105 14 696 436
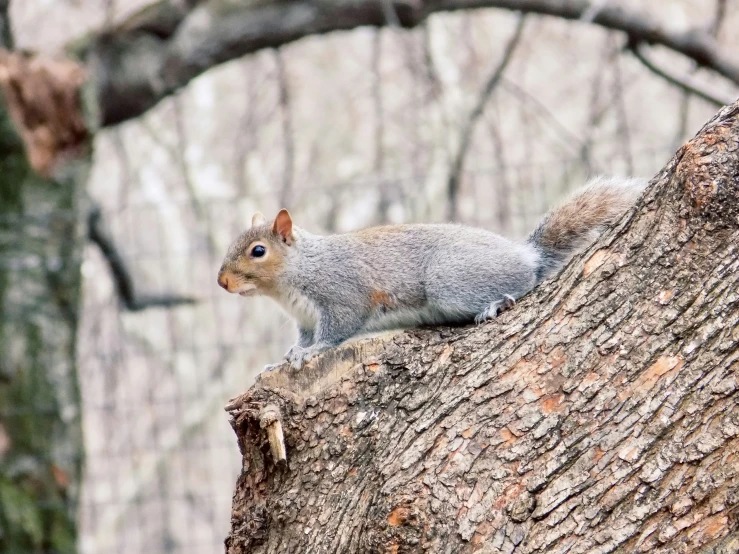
225 101 739 553
0 53 90 554
74 0 739 127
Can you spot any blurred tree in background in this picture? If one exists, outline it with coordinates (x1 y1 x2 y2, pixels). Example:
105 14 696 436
0 51 90 553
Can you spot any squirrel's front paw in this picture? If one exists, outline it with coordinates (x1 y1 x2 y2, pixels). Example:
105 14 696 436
262 362 283 373
284 345 306 370
285 345 309 370
286 344 327 370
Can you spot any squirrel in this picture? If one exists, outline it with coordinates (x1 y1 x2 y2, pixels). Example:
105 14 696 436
218 176 647 370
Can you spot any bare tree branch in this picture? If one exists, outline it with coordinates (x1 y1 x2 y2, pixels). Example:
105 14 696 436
612 42 633 175
446 15 526 221
371 30 393 223
500 78 584 155
710 0 728 38
671 0 728 149
484 113 512 232
233 60 268 195
87 204 196 311
420 22 443 101
274 50 295 208
578 36 612 172
673 88 692 151
579 0 610 23
379 0 402 27
75 0 739 127
630 44 735 108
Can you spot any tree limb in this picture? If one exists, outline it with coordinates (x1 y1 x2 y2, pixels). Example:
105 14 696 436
710 0 728 38
87 203 197 311
275 50 295 208
77 0 739 127
630 43 734 108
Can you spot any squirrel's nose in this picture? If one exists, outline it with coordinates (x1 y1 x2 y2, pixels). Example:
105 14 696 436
217 273 230 291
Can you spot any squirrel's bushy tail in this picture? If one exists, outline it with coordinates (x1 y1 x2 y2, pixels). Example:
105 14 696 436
528 175 648 283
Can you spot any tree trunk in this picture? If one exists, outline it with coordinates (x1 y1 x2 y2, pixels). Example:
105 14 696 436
225 100 739 553
0 53 90 554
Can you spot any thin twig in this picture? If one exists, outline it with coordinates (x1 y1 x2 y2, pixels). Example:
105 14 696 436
233 59 261 195
612 42 633 175
274 50 294 208
672 0 729 148
379 0 401 27
446 15 526 220
630 43 734 108
578 36 612 173
372 30 384 179
88 204 196 311
420 21 443 101
500 78 584 155
172 94 221 256
372 30 392 223
673 89 692 151
405 30 423 200
484 111 512 232
710 0 728 38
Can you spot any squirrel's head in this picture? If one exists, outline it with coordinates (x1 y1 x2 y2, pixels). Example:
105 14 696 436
217 209 295 297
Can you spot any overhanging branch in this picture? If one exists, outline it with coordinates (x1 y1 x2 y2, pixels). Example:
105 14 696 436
80 0 739 127
629 43 734 108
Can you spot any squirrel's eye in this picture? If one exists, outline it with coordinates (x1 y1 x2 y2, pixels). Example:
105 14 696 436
251 245 266 258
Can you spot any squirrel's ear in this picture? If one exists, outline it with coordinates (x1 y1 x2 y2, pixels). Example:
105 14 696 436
251 212 267 227
272 209 294 245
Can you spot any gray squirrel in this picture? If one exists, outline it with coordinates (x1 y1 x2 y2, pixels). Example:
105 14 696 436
218 176 647 370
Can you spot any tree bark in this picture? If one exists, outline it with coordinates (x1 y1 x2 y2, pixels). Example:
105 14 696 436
0 53 91 554
225 100 739 553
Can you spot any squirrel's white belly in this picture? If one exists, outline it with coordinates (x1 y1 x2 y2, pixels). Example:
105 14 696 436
276 289 319 330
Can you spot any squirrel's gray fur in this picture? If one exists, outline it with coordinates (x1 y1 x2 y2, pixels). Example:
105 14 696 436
218 176 647 370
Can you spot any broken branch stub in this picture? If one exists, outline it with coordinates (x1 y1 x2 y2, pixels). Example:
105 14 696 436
0 50 88 177
259 404 286 464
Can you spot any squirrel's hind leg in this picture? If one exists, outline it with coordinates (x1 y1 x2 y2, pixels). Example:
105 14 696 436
474 294 516 324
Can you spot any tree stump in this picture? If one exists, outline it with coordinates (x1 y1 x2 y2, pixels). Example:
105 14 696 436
225 101 739 554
